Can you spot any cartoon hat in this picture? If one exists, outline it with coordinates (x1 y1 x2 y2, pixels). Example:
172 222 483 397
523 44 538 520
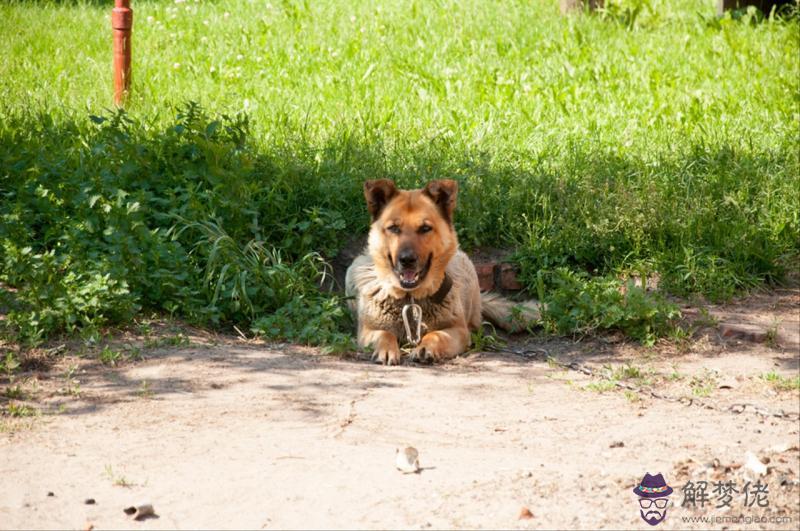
633 473 674 498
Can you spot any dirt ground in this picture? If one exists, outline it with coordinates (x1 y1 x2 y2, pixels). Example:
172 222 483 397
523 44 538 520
1 290 798 530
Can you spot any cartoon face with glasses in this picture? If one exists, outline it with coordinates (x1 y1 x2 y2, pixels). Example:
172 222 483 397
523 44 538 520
638 497 670 524
632 473 673 526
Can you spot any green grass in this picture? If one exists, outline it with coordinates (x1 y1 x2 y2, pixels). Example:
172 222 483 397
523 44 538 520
583 361 655 392
689 369 718 397
0 0 798 347
104 464 136 488
584 380 619 393
4 402 38 418
98 346 123 366
2 385 25 400
761 370 800 391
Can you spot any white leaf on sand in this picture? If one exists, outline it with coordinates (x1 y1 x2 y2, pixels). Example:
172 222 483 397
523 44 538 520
124 503 156 520
744 452 768 477
396 447 420 474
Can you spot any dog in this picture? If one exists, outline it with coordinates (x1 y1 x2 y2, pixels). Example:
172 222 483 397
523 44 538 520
345 179 537 365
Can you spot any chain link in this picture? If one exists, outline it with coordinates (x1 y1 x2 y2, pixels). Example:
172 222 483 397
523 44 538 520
488 346 800 422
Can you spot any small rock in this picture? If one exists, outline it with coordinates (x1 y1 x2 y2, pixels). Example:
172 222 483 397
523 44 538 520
717 379 737 390
609 441 624 448
780 476 800 487
84 498 96 505
518 506 534 520
47 492 54 497
395 447 420 474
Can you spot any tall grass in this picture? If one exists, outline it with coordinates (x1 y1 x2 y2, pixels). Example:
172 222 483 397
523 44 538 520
0 0 797 345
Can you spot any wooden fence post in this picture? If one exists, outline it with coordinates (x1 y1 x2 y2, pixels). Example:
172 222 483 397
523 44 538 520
112 0 133 106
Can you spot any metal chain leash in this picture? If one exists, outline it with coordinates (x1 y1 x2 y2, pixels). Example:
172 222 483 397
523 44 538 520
402 297 423 347
488 345 800 423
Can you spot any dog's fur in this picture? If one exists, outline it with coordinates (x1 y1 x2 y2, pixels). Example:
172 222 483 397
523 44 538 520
345 179 536 365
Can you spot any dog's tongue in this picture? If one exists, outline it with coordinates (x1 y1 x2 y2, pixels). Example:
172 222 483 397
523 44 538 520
401 270 416 283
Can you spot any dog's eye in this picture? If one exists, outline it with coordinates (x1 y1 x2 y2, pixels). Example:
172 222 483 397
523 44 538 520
386 225 401 234
418 225 433 234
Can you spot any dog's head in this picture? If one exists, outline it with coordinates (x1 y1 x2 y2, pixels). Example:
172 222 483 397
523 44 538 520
363 179 459 296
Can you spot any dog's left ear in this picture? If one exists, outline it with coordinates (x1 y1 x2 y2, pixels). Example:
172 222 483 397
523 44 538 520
423 179 458 224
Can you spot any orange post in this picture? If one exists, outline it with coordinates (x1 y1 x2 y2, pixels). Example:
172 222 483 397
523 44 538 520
112 0 133 106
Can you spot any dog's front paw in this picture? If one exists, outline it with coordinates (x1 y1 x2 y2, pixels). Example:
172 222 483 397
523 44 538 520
409 332 455 363
372 345 402 365
361 330 401 366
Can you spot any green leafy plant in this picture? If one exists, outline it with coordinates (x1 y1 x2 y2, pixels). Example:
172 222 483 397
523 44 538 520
5 402 37 418
536 268 680 344
252 295 355 354
470 322 503 352
689 370 718 397
98 346 123 366
0 353 20 377
174 219 333 323
3 385 24 400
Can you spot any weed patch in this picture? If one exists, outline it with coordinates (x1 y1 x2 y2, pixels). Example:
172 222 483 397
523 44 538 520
761 371 800 392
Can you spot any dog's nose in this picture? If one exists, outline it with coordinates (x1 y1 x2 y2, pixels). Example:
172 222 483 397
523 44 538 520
398 248 417 268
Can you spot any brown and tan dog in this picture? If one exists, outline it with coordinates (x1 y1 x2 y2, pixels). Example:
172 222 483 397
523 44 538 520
345 179 536 364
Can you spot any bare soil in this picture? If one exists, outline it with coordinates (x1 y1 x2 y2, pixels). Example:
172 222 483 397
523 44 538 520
1 290 798 530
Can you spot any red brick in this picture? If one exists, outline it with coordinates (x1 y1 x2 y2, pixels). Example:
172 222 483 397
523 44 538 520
474 262 495 292
499 264 524 291
719 323 769 344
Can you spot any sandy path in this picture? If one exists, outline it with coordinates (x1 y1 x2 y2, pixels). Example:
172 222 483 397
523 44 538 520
1 329 798 530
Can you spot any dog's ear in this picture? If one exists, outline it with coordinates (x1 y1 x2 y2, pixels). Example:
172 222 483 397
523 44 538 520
364 179 398 221
423 179 458 224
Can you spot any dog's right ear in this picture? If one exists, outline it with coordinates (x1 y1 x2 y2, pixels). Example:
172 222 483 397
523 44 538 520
364 179 398 221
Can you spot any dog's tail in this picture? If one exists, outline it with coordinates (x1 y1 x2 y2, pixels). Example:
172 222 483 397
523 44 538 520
480 292 541 332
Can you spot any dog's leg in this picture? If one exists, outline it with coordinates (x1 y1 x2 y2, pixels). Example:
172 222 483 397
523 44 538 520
359 326 402 366
410 323 470 363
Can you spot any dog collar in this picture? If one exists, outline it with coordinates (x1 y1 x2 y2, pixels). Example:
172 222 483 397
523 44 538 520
398 274 451 305
429 274 452 305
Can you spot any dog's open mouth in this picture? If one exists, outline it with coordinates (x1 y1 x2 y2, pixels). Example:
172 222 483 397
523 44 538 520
394 255 432 290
